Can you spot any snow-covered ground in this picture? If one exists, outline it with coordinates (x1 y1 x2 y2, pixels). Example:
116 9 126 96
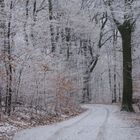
13 104 140 140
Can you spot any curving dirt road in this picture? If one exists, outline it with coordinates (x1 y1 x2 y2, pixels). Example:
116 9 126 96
13 104 140 140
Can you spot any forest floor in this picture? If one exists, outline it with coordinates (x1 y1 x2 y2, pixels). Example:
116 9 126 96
0 107 84 140
13 104 140 140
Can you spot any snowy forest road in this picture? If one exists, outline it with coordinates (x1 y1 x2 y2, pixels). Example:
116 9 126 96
13 105 140 140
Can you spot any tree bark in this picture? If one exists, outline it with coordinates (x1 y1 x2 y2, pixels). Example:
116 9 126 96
0 0 5 111
23 0 29 47
4 0 13 116
112 30 117 103
82 70 90 103
119 22 134 112
30 0 37 48
48 0 56 52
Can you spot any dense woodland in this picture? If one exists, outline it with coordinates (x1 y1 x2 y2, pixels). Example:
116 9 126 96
0 0 140 118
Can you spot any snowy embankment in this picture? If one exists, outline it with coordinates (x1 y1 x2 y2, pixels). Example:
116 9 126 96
0 106 84 140
13 104 140 140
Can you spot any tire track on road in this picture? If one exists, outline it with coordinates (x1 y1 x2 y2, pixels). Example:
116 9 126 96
96 108 109 140
48 107 97 140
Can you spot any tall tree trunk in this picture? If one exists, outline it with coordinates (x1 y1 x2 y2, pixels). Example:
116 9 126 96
30 0 37 48
108 63 112 101
107 0 135 112
112 30 117 103
81 39 91 103
0 0 5 111
48 0 56 52
24 0 29 47
82 70 90 103
119 22 134 112
113 63 117 103
5 1 13 116
65 27 71 60
118 83 121 102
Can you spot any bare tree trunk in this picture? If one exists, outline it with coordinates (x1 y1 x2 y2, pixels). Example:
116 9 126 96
106 45 113 102
118 22 134 112
82 39 91 103
48 0 56 52
118 83 121 102
107 0 135 112
108 64 112 101
82 70 90 103
113 63 117 103
31 0 37 48
24 0 29 47
5 1 13 116
0 0 5 112
65 27 71 60
112 30 117 103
